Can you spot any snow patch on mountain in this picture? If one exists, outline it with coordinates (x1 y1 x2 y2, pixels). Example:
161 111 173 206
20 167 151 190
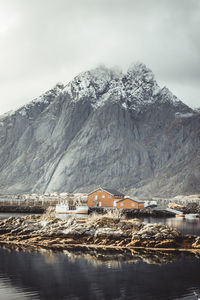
25 83 64 107
158 87 181 106
63 63 168 112
0 63 193 123
175 112 195 118
0 110 15 120
0 83 64 122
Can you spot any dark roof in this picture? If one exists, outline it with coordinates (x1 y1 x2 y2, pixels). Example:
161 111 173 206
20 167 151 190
102 187 124 197
123 196 144 203
116 197 144 203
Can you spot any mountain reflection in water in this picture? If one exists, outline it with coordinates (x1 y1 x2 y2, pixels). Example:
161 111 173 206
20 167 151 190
0 245 200 300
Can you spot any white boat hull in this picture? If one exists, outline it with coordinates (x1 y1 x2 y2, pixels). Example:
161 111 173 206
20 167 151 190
56 204 88 214
185 214 199 219
64 211 88 215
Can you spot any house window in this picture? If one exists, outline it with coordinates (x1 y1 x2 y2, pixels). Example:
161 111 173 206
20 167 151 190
132 203 135 207
120 203 124 207
90 196 93 198
98 190 102 192
108 195 111 198
104 201 108 204
102 195 105 198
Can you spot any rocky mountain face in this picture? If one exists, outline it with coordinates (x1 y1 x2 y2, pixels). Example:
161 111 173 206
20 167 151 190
0 63 199 197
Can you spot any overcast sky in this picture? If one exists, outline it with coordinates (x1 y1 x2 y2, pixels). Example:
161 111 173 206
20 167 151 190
0 0 199 114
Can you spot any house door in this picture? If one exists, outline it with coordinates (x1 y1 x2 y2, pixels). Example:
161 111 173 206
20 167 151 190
99 202 102 207
94 195 98 206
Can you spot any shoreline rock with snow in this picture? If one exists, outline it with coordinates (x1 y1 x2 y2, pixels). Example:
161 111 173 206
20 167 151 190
0 213 199 252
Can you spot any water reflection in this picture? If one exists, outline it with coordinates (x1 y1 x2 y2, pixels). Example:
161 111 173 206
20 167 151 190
1 244 196 266
142 217 200 236
0 245 200 300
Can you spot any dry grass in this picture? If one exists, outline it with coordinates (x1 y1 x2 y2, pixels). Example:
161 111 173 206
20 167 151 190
41 206 56 220
88 209 123 222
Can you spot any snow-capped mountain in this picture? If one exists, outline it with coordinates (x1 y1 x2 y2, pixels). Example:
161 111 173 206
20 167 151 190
0 63 199 196
63 63 189 112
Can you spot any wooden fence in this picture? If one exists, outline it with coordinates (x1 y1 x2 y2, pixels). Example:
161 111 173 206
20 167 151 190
0 198 60 207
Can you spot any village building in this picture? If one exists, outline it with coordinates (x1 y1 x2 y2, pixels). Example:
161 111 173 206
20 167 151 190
87 188 144 209
114 196 144 209
87 187 124 207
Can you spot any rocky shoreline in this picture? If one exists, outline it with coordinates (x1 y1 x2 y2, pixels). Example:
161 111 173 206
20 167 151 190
0 212 200 253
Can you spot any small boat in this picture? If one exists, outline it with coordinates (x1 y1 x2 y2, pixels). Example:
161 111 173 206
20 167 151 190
175 214 185 218
56 202 88 214
185 213 199 219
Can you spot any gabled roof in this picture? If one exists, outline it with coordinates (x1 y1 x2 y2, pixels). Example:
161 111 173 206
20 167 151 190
88 187 124 197
116 196 144 203
102 187 124 197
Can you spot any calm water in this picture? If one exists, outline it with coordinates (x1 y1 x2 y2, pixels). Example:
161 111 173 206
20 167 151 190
142 217 200 236
0 213 200 299
0 246 200 300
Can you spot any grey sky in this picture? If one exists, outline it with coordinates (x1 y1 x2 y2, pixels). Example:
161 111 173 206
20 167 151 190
0 0 200 114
